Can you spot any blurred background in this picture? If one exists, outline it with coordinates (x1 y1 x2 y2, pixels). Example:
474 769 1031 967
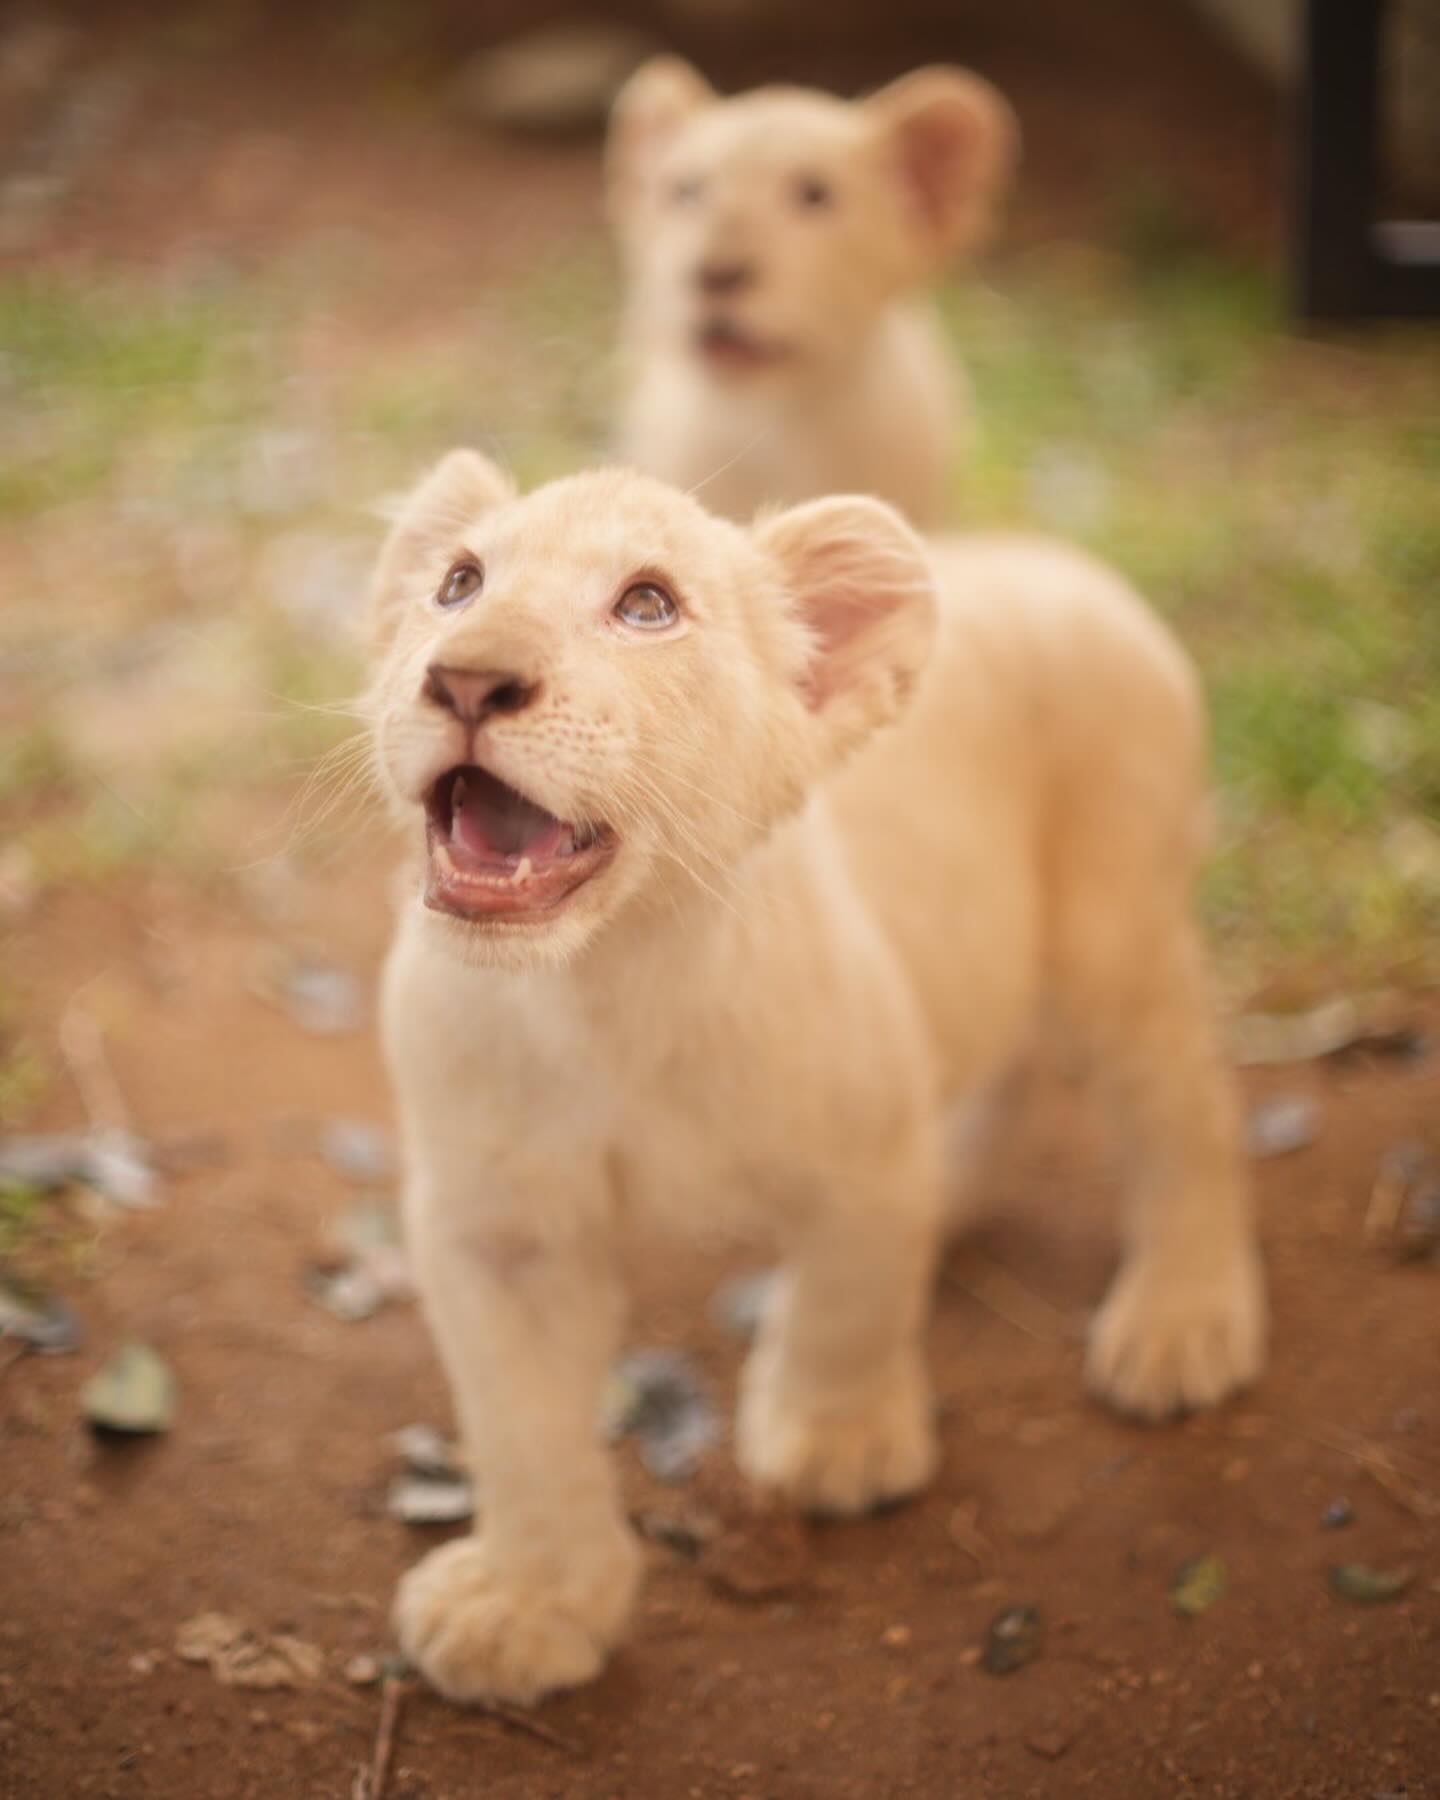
3 0 1440 1006
1 4 1438 1798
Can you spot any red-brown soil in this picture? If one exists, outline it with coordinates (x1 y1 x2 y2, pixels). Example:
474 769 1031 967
1 865 1437 1800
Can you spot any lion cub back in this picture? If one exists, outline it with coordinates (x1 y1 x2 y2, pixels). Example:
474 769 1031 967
826 534 1208 1087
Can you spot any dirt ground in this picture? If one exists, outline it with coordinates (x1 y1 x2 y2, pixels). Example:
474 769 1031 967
2 7 1438 1799
3 854 1438 1800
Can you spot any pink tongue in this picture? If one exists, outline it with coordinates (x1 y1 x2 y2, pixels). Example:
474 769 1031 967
451 775 566 864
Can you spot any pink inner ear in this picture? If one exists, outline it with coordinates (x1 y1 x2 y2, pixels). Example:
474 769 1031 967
800 585 890 709
900 109 973 238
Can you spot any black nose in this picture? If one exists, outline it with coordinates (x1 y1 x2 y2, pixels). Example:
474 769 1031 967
695 259 756 296
422 664 540 725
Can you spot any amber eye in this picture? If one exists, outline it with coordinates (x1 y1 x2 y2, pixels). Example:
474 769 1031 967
614 581 679 629
437 559 483 609
794 174 833 210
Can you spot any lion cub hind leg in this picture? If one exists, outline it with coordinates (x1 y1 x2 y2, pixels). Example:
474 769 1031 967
1077 915 1266 1421
735 1124 945 1516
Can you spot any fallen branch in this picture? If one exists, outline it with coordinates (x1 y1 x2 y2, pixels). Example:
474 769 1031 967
945 1253 1074 1343
352 1674 406 1800
1282 1419 1440 1521
480 1702 581 1755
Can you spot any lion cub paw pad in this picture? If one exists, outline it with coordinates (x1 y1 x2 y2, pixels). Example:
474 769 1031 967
737 1365 938 1516
394 1535 637 1707
1086 1257 1266 1422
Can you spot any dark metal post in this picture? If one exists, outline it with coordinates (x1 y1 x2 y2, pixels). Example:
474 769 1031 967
1294 0 1440 321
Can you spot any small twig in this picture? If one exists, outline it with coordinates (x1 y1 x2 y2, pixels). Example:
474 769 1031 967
946 1497 996 1576
1280 1419 1440 1520
352 1674 406 1800
1363 1161 1407 1246
1355 1448 1440 1521
945 1253 1074 1343
479 1702 582 1755
57 995 131 1135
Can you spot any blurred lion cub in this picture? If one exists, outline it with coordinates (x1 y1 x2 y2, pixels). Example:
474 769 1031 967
369 449 1264 1708
608 59 1016 525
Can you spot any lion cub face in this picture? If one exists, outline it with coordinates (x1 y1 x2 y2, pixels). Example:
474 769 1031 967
367 453 936 967
609 60 1016 377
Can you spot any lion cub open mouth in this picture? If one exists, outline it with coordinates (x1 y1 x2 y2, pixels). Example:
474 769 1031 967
695 318 792 372
423 765 614 924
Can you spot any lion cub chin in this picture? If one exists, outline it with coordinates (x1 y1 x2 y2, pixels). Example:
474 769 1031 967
608 59 1017 526
368 451 1264 1709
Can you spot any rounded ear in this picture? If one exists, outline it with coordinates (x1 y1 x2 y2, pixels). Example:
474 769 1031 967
755 495 937 762
370 450 514 651
865 66 1018 264
607 55 714 217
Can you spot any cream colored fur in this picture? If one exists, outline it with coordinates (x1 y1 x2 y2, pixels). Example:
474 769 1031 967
609 60 1016 526
368 452 1264 1708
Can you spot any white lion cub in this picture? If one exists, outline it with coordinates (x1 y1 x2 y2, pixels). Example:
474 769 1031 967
369 451 1264 1707
609 59 1016 526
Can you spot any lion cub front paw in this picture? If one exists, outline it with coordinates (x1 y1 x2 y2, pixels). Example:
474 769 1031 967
394 1531 641 1707
1086 1249 1266 1421
736 1350 937 1517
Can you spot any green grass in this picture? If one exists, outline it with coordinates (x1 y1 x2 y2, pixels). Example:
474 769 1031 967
2 237 1438 997
0 274 272 518
940 251 1440 989
0 976 47 1132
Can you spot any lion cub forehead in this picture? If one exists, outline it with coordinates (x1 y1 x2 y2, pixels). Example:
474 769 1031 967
489 470 744 584
681 90 867 167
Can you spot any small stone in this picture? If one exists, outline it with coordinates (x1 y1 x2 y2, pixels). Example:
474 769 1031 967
1321 1497 1354 1530
1245 1094 1320 1159
344 1654 381 1687
0 1128 157 1208
0 1275 82 1353
981 1605 1042 1675
1329 1564 1417 1604
317 1120 394 1188
82 1342 177 1435
386 1471 475 1526
881 1624 912 1648
1368 1145 1440 1263
387 1424 462 1480
602 1349 719 1483
708 1268 778 1341
262 955 364 1037
305 1263 385 1323
1026 1723 1076 1760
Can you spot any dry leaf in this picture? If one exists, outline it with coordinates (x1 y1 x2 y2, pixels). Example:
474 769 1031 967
175 1612 323 1688
1170 1553 1228 1617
